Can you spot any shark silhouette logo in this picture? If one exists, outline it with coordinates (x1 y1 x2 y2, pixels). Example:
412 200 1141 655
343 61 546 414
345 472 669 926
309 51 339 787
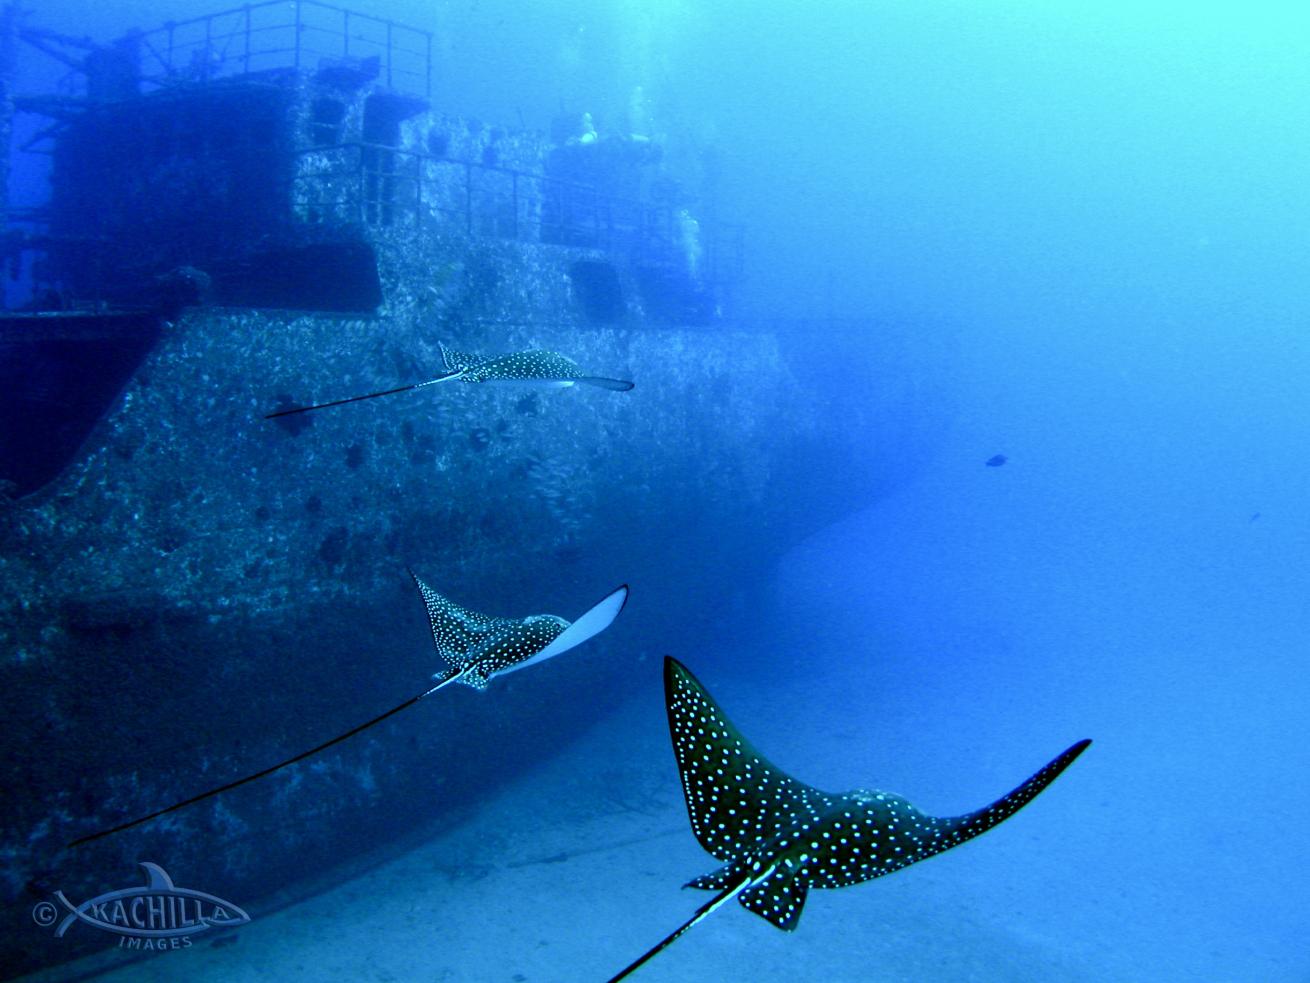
33 862 250 941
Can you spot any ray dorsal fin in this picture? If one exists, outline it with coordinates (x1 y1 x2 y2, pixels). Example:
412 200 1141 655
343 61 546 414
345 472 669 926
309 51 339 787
408 568 506 670
664 657 834 864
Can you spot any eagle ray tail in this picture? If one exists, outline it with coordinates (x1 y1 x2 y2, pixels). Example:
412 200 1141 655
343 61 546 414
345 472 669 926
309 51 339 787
67 672 465 848
606 873 755 982
263 371 461 419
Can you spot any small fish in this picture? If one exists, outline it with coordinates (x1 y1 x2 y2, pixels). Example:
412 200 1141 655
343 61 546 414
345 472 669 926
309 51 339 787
264 345 633 418
985 454 1007 467
606 658 1090 981
68 578 628 847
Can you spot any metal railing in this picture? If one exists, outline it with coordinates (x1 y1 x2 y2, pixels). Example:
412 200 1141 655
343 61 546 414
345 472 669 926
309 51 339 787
293 142 743 285
125 1 432 96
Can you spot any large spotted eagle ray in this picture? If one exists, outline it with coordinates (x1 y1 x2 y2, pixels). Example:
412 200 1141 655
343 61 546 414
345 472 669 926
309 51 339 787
606 657 1090 981
67 575 628 847
265 343 633 418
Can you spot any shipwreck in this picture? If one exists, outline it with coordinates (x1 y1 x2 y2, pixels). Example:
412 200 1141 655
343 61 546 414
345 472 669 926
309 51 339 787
0 3 947 976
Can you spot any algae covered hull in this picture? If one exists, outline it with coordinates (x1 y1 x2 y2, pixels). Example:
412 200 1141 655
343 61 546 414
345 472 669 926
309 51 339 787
0 246 939 979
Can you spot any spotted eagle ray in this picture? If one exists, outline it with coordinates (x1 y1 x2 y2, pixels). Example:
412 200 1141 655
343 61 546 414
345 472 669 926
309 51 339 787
606 657 1090 981
265 344 633 418
68 576 628 847
408 570 627 689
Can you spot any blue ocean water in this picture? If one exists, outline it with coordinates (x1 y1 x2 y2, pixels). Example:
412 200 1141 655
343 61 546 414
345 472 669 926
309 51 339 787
9 1 1309 980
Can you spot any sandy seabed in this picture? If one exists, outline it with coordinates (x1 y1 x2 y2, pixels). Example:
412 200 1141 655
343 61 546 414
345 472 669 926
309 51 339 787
24 666 1157 983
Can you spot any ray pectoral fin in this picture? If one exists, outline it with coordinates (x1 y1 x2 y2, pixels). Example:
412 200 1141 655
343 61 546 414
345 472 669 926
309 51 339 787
408 568 499 669
940 738 1093 845
684 861 742 891
572 376 635 392
495 584 629 677
663 656 828 863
